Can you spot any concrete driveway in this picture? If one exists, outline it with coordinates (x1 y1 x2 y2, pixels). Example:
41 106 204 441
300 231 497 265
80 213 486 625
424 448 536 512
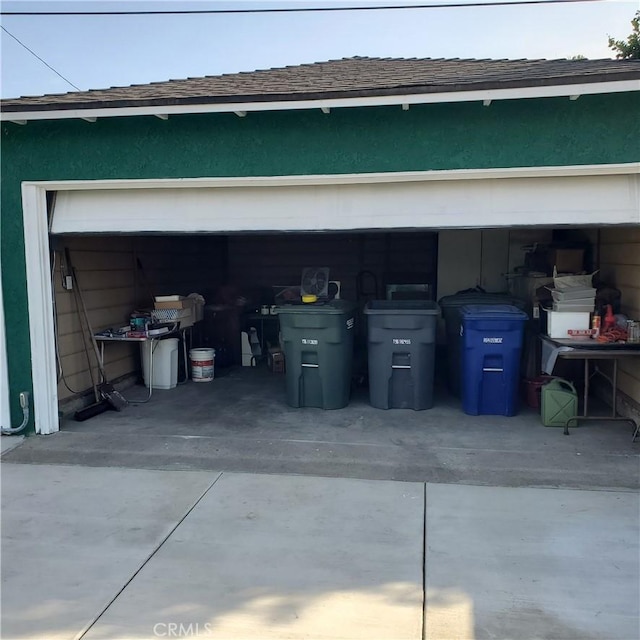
2 462 638 640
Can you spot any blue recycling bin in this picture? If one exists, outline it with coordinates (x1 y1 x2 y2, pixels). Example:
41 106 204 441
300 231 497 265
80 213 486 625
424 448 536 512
460 305 528 416
438 291 527 396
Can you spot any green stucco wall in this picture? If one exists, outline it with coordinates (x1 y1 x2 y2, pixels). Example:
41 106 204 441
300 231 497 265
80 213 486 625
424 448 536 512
1 93 639 430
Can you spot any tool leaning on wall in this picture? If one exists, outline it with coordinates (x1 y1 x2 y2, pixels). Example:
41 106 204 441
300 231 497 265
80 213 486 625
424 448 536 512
64 249 128 414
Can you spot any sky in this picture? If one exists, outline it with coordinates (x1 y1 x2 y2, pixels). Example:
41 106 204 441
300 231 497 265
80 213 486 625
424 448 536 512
1 0 638 99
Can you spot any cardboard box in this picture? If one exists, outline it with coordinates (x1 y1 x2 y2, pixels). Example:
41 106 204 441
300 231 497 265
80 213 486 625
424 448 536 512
549 249 585 274
154 298 194 310
268 348 285 373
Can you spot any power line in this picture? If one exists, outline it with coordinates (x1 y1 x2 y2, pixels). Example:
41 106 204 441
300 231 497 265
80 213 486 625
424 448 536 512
0 25 81 91
0 0 604 17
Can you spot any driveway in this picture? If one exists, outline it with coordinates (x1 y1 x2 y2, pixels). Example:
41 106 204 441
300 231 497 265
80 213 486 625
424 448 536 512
2 462 638 639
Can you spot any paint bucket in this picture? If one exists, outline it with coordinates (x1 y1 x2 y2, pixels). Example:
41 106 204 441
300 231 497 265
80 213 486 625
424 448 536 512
189 348 215 382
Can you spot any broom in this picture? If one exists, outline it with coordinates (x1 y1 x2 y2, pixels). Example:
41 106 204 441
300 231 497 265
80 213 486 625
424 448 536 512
66 249 128 411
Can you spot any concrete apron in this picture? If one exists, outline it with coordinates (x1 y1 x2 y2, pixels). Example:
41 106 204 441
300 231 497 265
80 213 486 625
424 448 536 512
1 464 638 640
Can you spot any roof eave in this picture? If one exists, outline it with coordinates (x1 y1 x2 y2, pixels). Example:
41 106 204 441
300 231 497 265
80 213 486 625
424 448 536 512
2 79 638 123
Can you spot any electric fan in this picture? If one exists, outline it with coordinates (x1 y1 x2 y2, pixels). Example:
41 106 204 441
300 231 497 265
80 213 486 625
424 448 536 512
300 267 330 299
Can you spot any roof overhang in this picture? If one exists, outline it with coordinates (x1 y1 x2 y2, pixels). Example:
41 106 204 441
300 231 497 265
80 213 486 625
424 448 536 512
2 79 638 123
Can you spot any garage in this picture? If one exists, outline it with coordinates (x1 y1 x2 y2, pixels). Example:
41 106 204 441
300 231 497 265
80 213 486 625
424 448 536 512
25 178 640 440
2 57 640 443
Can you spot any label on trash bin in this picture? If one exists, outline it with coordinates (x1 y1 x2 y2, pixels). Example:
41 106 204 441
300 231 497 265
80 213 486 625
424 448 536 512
483 337 503 344
393 339 412 345
346 317 355 330
301 338 319 345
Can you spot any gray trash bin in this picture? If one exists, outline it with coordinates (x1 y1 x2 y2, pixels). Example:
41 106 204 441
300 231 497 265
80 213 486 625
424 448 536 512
277 301 356 409
364 300 440 410
438 292 527 396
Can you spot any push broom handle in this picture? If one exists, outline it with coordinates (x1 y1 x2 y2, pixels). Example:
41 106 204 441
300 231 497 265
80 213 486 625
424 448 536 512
66 250 109 383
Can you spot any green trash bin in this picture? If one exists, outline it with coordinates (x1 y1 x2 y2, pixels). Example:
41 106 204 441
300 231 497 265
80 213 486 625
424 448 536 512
277 301 356 409
364 300 440 410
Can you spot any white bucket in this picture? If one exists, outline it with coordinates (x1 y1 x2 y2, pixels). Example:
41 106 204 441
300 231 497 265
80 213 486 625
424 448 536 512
190 348 215 382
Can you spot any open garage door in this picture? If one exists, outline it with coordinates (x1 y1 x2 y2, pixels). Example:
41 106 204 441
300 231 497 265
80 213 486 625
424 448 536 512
50 169 640 234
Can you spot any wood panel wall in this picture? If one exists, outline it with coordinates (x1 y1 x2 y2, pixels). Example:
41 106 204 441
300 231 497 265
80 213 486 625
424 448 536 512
54 235 226 403
599 227 640 407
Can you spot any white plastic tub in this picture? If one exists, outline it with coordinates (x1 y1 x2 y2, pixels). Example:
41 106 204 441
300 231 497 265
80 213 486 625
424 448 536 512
545 310 591 339
141 338 179 389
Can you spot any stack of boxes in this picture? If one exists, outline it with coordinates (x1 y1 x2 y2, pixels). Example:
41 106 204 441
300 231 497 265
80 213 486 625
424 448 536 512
545 286 596 338
152 295 204 328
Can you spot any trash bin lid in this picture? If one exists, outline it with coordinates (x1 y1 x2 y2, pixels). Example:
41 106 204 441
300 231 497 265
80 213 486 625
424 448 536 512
275 300 356 315
438 292 526 309
364 300 440 315
460 304 529 320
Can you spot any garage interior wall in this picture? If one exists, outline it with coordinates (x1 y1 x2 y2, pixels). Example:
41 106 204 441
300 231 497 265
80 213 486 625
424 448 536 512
53 227 639 415
53 231 437 404
53 235 227 402
599 227 640 405
227 232 438 302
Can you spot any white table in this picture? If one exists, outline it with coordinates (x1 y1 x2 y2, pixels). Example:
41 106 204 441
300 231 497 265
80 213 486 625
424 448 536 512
94 326 187 402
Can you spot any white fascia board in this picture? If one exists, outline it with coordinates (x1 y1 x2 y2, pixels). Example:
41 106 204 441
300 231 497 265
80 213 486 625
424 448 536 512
24 162 640 193
2 80 638 123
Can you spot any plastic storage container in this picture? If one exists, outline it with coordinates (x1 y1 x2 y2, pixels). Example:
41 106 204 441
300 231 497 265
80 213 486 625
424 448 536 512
544 310 591 339
541 378 578 427
277 301 356 409
141 338 178 389
364 300 440 410
460 305 528 416
438 292 527 396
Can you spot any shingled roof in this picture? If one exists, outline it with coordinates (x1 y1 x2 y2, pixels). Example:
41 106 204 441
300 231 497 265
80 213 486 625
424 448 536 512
3 56 639 113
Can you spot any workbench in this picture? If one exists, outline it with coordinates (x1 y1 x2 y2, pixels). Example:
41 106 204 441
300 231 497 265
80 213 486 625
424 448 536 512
540 335 640 440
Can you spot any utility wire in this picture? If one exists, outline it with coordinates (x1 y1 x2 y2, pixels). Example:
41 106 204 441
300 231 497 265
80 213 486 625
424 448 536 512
0 0 603 16
0 25 81 90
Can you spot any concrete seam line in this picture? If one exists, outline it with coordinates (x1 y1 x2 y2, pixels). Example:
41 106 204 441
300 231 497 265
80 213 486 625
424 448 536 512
422 482 427 640
74 471 224 640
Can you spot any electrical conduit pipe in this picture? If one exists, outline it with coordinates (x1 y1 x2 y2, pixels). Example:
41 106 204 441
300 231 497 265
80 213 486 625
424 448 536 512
1 392 30 435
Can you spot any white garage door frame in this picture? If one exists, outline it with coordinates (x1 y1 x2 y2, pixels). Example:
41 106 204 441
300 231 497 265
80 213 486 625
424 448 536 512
20 163 640 434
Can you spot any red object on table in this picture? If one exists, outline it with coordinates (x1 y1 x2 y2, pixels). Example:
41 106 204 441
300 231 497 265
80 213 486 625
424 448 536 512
604 304 615 331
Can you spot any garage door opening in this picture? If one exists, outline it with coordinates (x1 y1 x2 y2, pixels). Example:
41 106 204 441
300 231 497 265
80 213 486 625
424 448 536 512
49 223 640 428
